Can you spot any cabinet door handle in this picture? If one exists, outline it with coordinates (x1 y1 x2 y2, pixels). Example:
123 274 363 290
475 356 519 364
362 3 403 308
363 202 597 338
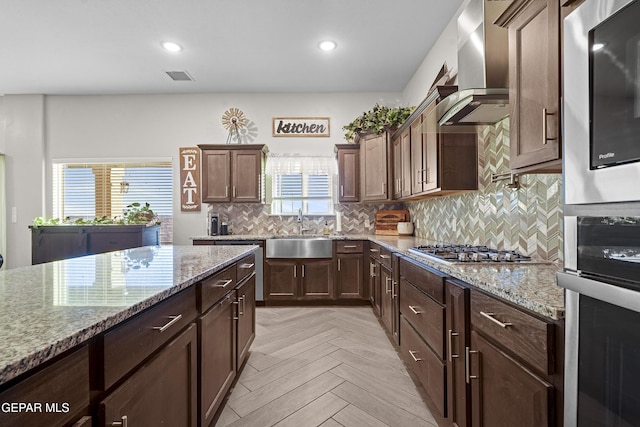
337 258 341 271
391 280 397 298
340 185 344 197
152 315 182 333
465 347 479 383
302 265 305 277
416 169 422 186
233 186 237 197
370 262 376 277
293 266 297 278
408 350 422 362
409 305 421 315
225 186 229 198
480 311 512 328
343 245 357 248
448 329 459 362
370 248 379 253
238 296 244 315
240 263 255 269
380 254 391 259
214 279 233 288
385 277 392 293
112 415 128 427
542 108 555 144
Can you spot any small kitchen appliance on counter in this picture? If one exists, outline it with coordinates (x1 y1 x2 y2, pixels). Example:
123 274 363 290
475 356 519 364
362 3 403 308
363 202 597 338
209 213 219 236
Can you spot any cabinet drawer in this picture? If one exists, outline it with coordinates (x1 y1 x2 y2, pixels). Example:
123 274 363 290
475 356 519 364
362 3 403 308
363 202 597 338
400 316 446 417
378 246 392 269
236 253 256 283
0 346 90 427
470 290 554 375
88 232 139 254
198 265 236 313
336 240 364 253
102 287 196 390
400 280 445 359
369 242 381 260
400 257 446 304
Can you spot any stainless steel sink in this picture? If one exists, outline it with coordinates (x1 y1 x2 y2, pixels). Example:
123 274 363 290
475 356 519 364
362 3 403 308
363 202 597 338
265 237 332 258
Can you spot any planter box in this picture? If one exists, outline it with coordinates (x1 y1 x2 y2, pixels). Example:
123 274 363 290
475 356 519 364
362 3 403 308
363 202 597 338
30 225 160 265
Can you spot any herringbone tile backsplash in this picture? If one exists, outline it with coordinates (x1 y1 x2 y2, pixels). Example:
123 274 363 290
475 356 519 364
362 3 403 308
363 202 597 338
208 118 563 261
406 119 563 261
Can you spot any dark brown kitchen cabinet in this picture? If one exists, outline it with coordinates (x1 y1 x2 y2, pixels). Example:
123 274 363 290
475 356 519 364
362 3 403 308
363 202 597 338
335 241 365 300
0 346 90 427
265 258 334 301
398 256 447 418
445 280 471 427
198 144 267 203
359 131 392 202
335 144 360 203
392 129 411 199
236 273 256 369
30 224 160 265
497 0 562 173
100 323 198 427
199 294 236 427
467 288 557 427
380 263 393 333
392 133 403 199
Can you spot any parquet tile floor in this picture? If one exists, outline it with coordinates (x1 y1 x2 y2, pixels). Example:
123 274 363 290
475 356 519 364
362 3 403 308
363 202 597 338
216 306 437 427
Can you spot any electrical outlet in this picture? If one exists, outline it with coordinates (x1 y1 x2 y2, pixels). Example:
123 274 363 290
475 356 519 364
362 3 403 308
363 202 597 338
452 219 457 232
364 219 370 229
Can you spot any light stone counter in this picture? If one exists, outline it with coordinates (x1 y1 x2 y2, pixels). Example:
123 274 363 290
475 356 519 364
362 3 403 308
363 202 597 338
0 244 256 386
194 234 565 320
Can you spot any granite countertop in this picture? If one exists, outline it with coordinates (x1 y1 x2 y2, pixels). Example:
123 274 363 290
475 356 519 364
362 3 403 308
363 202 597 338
195 234 565 320
0 244 256 387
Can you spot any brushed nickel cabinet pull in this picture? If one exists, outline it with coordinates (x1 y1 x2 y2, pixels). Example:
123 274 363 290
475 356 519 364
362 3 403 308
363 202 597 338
112 415 128 427
480 311 512 328
240 263 255 269
238 296 244 315
152 314 183 333
465 346 479 383
214 279 233 288
380 254 391 259
293 266 297 278
340 185 344 197
385 277 392 293
338 259 341 271
370 262 376 277
233 186 237 197
370 248 379 253
409 350 422 362
225 186 229 198
542 108 555 144
302 265 305 277
409 305 421 315
448 329 459 362
343 245 357 248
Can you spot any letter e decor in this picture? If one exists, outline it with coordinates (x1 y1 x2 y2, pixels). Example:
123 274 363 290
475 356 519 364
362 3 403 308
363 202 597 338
272 117 330 137
180 147 201 211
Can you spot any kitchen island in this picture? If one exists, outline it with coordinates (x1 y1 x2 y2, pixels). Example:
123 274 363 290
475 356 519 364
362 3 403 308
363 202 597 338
0 244 257 426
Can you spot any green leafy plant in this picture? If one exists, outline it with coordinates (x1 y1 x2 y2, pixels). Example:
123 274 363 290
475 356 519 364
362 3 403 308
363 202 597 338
31 202 160 228
343 104 415 143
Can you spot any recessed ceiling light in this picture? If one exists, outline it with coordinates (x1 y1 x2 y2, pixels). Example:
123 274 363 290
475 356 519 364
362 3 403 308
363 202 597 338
162 41 183 52
318 40 337 51
592 43 605 52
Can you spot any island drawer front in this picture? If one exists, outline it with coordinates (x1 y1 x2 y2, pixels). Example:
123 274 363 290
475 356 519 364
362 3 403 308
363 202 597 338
369 242 381 261
400 280 445 359
400 257 446 304
102 286 196 390
470 290 554 375
400 316 446 417
236 253 256 283
336 241 364 253
379 246 392 269
199 265 237 313
87 232 139 254
0 346 90 427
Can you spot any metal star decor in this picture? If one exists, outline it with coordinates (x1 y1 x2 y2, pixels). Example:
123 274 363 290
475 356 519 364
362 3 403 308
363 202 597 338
222 108 247 144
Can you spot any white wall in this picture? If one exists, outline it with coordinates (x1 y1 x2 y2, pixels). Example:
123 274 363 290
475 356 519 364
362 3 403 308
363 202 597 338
3 92 398 267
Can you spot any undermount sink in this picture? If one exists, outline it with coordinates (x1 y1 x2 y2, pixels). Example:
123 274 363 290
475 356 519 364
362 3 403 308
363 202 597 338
265 237 332 259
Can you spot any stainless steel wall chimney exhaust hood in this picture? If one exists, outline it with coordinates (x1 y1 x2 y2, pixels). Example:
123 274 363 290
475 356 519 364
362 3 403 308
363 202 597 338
437 0 511 126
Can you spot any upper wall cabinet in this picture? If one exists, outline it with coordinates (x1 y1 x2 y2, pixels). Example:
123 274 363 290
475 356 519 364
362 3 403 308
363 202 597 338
198 144 267 203
335 144 360 203
497 0 563 173
358 132 393 202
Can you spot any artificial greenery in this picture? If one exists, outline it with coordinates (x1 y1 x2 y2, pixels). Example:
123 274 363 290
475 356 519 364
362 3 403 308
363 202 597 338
32 202 159 228
343 104 415 143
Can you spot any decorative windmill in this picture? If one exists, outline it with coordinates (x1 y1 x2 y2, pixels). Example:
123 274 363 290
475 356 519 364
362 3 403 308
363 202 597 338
222 108 248 144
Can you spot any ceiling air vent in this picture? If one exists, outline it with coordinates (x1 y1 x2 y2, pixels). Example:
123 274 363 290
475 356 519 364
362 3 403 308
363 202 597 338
165 71 194 82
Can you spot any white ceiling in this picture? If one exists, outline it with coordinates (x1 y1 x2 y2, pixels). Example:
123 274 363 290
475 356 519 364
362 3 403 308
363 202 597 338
0 0 464 96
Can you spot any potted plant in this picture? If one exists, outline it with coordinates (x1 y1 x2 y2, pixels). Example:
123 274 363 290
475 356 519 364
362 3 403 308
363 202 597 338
343 103 415 143
31 202 160 228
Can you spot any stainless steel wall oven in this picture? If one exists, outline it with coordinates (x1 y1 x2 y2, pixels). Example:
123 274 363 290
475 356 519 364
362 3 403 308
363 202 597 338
562 1 640 426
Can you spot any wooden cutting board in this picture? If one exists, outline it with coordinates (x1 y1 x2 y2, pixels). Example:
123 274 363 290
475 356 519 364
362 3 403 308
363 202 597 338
375 210 410 235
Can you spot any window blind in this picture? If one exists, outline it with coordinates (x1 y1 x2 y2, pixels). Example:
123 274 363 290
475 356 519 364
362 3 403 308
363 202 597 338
52 161 173 242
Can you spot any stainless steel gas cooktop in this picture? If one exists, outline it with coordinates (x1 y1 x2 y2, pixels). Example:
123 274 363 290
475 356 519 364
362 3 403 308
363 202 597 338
408 244 536 264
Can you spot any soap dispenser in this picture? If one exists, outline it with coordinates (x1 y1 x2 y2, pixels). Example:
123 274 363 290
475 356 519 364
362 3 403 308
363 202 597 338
323 220 330 235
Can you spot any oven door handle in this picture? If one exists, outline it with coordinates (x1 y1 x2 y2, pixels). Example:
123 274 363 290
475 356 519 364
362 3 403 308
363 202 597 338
558 271 640 314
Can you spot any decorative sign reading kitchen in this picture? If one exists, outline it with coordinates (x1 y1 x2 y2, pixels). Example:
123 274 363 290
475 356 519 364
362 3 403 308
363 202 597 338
272 117 330 137
180 147 201 211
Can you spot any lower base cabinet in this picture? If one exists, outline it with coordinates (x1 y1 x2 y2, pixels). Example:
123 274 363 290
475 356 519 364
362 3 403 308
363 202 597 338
236 274 256 368
99 323 198 427
265 259 334 300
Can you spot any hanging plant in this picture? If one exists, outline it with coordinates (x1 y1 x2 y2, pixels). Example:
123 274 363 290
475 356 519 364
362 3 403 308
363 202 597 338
343 104 415 143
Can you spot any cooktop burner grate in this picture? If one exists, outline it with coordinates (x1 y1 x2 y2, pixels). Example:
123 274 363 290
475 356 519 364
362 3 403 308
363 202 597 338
408 244 534 263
